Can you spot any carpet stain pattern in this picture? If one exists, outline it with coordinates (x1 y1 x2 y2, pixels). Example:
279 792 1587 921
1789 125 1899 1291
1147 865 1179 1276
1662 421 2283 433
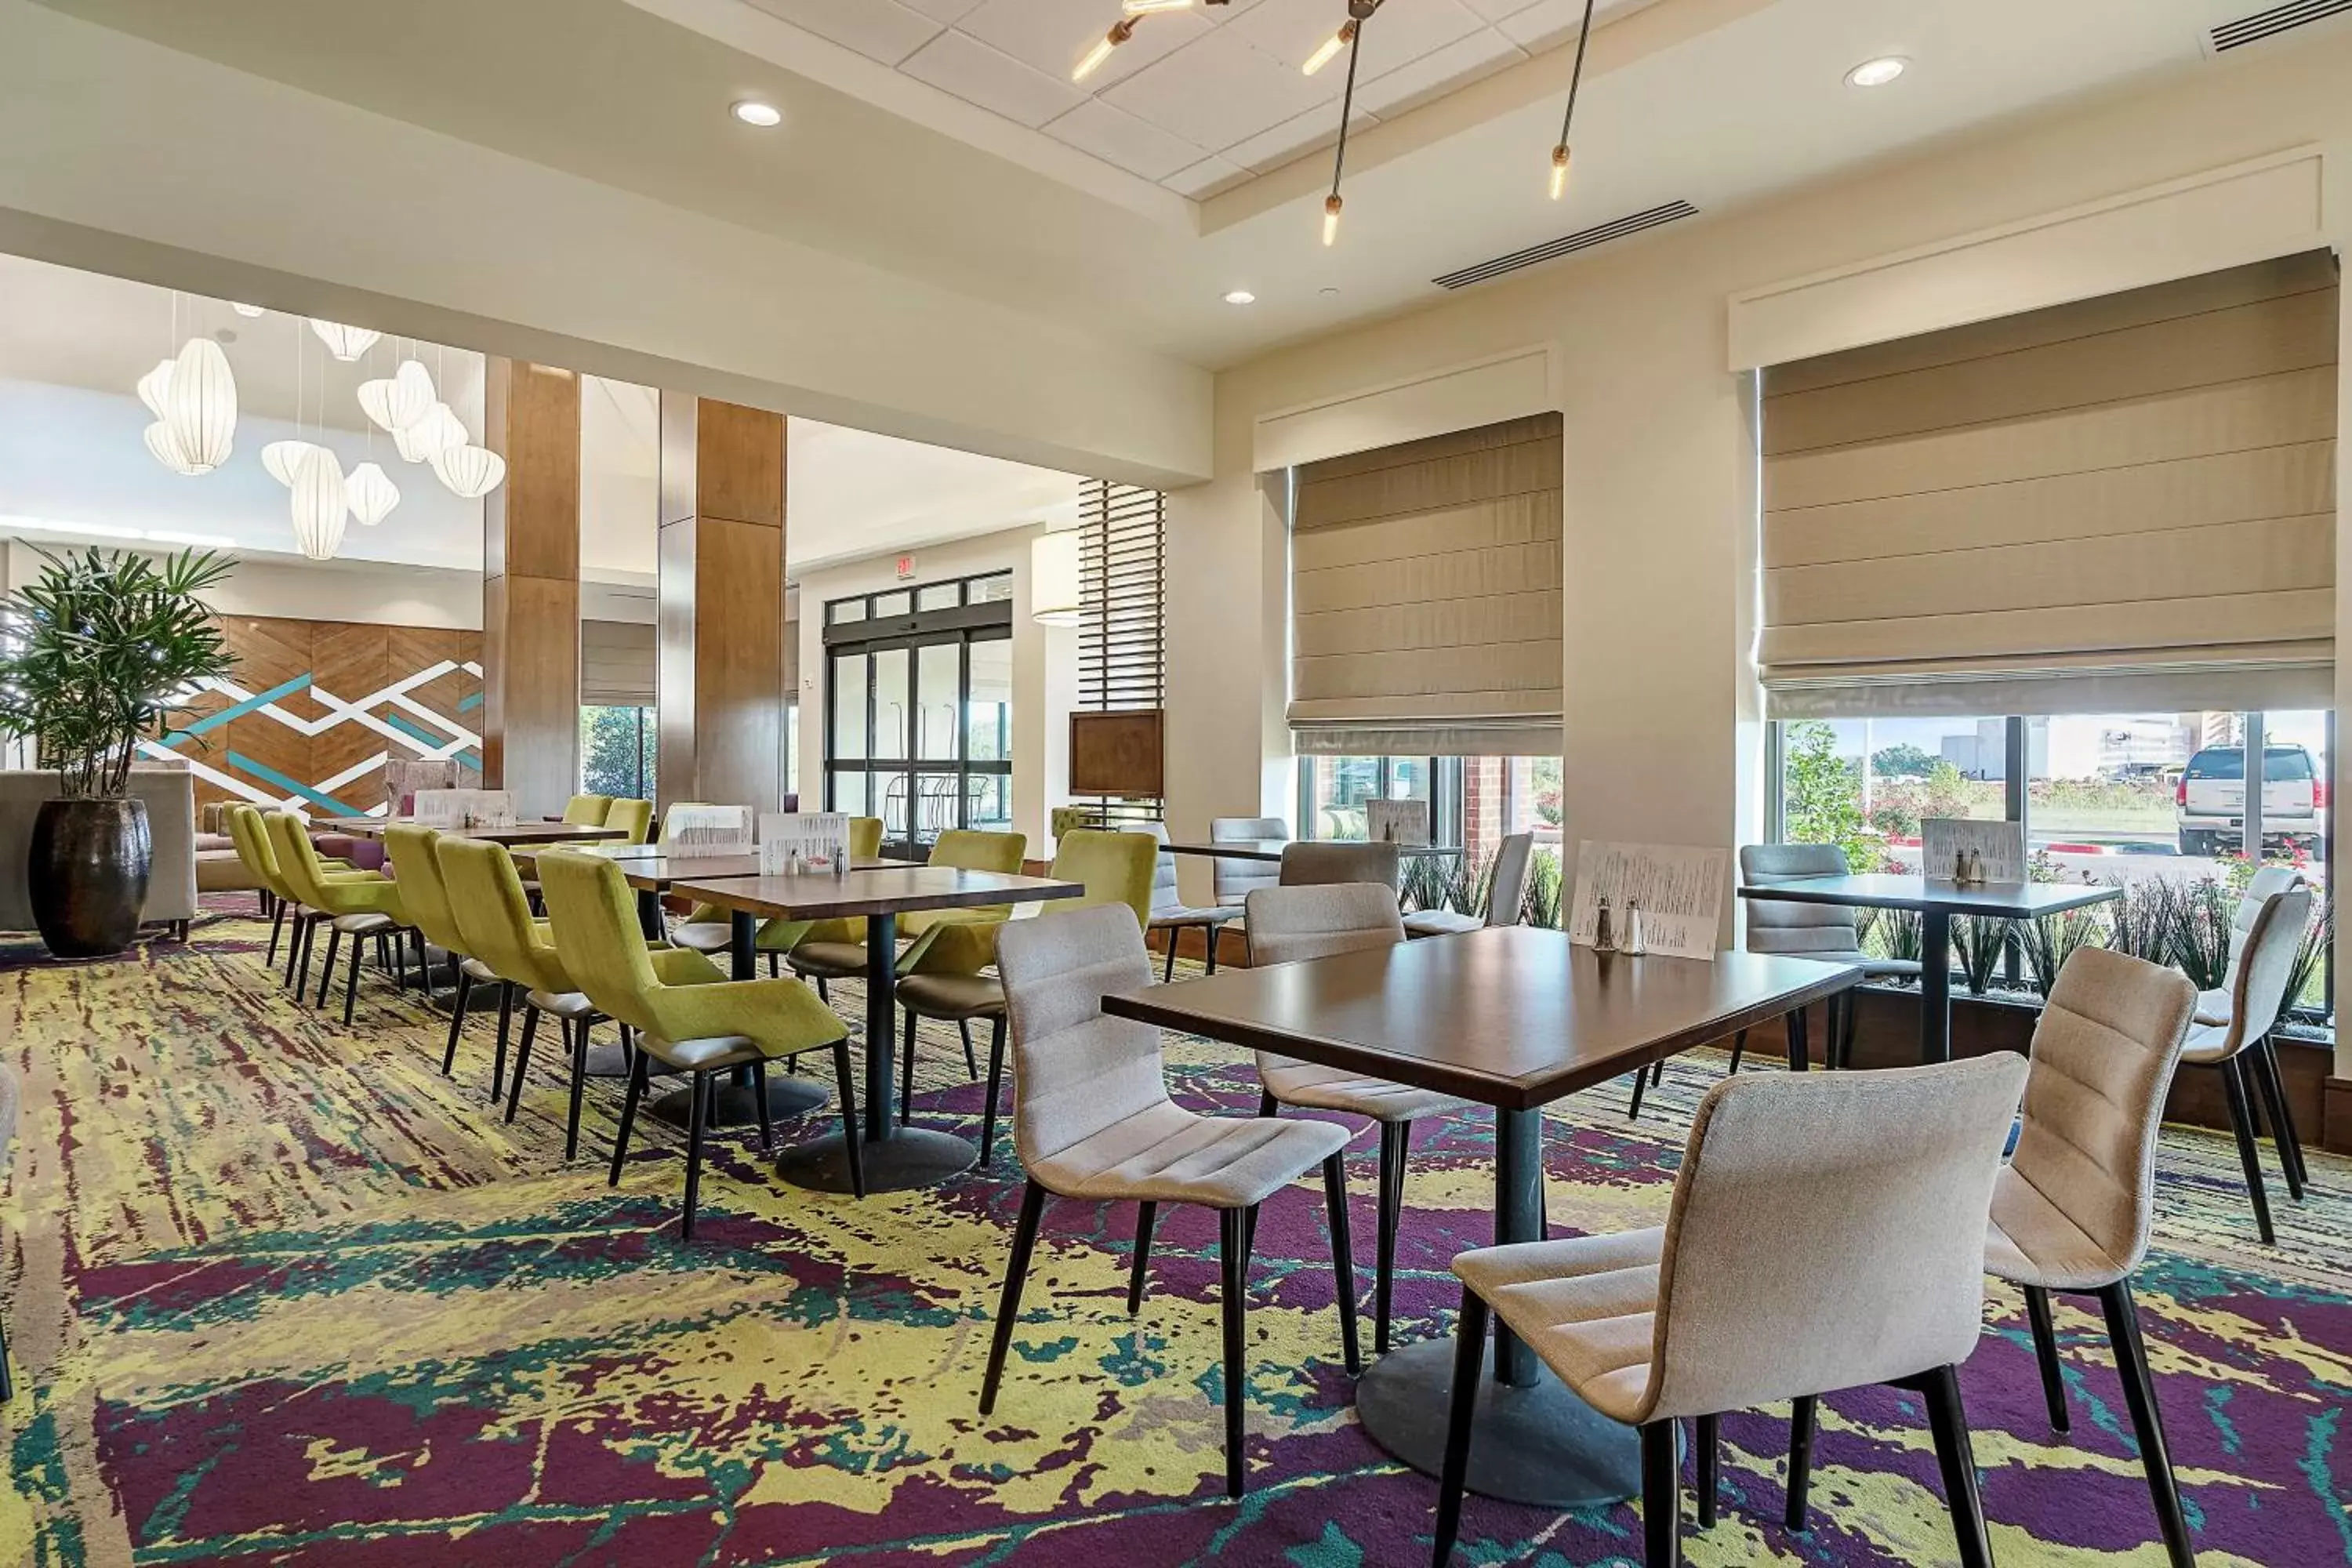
1 902 2347 1566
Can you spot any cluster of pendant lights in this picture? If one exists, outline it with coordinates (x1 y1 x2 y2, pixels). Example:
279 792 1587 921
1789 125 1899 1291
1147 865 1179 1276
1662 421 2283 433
1072 0 1599 247
138 300 506 563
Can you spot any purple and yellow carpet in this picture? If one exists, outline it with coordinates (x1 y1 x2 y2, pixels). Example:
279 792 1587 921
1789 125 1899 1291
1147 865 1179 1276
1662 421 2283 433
2 899 2348 1566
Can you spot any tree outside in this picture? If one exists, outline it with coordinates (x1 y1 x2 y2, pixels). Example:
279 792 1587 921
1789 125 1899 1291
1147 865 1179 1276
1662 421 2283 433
1869 742 1940 778
1781 720 1882 870
580 706 655 800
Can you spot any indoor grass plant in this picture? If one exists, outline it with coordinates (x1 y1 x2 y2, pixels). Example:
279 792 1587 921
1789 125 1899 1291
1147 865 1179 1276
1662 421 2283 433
0 547 235 955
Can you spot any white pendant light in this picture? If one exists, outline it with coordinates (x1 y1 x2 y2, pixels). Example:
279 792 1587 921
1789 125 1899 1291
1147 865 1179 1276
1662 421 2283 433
430 442 506 499
231 302 267 318
290 447 348 560
136 358 175 421
394 401 466 463
163 336 238 474
358 359 435 432
346 460 400 526
307 318 380 361
1030 529 1083 626
143 420 202 477
261 439 321 488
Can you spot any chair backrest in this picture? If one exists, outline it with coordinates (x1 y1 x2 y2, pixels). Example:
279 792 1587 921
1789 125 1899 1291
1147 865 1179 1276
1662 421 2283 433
1049 829 1158 931
1638 1054 2027 1422
996 903 1171 1175
1145 821 1182 911
1485 833 1536 927
263 811 333 906
563 793 614 826
1280 840 1401 891
601 797 654 844
849 815 886 860
437 836 563 992
2008 947 2197 1279
2216 882 2314 1057
535 848 662 1030
383 825 465 953
918 829 1027 923
2227 866 2305 973
224 804 289 899
1739 842 1862 956
1244 883 1405 965
1210 816 1286 904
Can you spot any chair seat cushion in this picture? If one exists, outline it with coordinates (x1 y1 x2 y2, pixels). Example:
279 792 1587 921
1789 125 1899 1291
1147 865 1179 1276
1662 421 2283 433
330 910 397 935
1033 1102 1350 1207
524 988 596 1019
1402 909 1483 938
2180 1020 2237 1065
896 971 1005 1018
1451 1226 1664 1425
1261 1054 1474 1123
1149 904 1241 930
641 1032 765 1070
791 941 870 980
2193 987 2231 1028
670 922 735 955
460 956 502 985
1985 1165 2125 1291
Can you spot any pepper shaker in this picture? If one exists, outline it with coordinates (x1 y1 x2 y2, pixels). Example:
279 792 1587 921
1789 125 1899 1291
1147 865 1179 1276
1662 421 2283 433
1593 895 1616 952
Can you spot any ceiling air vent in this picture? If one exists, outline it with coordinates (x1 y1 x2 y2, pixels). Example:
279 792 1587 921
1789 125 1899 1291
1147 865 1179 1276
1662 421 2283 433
1432 200 1698 291
2208 0 2352 52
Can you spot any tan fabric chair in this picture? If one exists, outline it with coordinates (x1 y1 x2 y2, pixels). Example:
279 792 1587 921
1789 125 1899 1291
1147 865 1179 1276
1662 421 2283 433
1403 832 1534 938
1982 946 2200 1568
2180 883 2313 1243
1279 839 1400 891
1210 815 1286 907
2193 866 2303 1025
1143 821 1241 980
1247 883 1473 1356
1434 1054 2027 1568
982 904 1359 1499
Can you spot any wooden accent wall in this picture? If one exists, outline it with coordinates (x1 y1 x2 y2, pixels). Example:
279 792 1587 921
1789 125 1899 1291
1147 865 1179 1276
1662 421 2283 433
482 359 583 818
150 614 482 816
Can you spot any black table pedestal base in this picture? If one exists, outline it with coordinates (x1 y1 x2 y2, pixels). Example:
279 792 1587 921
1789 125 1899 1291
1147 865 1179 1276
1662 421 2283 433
647 1076 827 1130
580 1041 634 1080
774 1127 975 1194
1356 1338 1642 1508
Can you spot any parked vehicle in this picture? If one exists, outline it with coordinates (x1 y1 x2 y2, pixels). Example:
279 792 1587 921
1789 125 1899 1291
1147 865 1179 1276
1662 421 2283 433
2176 743 2327 855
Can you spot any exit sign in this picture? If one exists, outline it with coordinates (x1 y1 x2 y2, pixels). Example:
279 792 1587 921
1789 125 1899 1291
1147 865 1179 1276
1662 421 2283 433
895 554 916 580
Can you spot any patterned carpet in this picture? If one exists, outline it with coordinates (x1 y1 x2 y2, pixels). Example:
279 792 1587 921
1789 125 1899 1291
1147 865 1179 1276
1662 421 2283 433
2 897 2348 1566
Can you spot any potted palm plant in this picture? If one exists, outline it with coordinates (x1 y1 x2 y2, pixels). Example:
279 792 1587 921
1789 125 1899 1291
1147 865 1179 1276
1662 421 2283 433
0 548 235 956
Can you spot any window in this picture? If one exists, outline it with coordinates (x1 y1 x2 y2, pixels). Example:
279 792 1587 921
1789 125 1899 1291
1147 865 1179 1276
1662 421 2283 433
1301 757 1452 843
580 706 656 800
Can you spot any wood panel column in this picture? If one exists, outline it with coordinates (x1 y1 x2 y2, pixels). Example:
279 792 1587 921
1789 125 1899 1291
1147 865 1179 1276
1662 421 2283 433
481 359 582 818
657 397 787 811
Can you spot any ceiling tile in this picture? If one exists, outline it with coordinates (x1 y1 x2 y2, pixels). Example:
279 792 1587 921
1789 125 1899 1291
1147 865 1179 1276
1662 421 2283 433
1460 0 1545 20
1220 101 1374 174
898 0 986 20
1226 0 1486 76
739 0 944 64
1100 25 1338 152
900 30 1087 127
1354 27 1524 117
1162 154 1253 198
956 0 1210 91
1043 98 1208 180
1497 0 1606 53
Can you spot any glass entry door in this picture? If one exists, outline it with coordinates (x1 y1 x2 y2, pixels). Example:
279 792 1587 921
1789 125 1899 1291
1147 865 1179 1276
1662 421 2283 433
826 615 1011 860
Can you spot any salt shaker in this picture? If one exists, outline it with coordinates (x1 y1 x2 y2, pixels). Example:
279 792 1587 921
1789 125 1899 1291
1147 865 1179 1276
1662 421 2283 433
1593 895 1616 952
1623 899 1646 956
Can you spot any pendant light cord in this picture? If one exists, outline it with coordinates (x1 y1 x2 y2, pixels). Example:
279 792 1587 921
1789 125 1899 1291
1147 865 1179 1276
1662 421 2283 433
1555 0 1597 147
1328 7 1368 202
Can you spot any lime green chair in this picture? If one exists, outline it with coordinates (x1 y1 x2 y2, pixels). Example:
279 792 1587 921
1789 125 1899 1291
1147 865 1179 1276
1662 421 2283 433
752 815 887 972
562 793 614 826
264 811 408 1025
539 848 866 1229
789 829 1027 993
602 797 655 844
382 825 504 1080
226 804 371 982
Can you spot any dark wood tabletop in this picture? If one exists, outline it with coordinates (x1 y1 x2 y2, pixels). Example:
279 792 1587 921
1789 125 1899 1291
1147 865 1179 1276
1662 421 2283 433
1163 838 1464 863
672 866 1086 922
314 817 624 846
507 848 894 891
1737 873 2120 920
1103 925 1857 1110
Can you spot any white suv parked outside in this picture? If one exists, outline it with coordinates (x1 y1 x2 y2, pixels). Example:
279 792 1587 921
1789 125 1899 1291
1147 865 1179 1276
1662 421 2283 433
2176 743 2325 856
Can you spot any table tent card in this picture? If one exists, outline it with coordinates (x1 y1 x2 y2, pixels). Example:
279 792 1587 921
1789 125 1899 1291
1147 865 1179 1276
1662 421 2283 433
1567 840 1730 961
414 789 515 829
1922 818 2027 884
1367 798 1432 846
384 759 455 816
662 804 756 857
760 812 854 876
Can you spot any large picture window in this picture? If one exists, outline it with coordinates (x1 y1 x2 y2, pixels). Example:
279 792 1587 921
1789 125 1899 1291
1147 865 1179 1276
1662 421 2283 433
579 706 655 800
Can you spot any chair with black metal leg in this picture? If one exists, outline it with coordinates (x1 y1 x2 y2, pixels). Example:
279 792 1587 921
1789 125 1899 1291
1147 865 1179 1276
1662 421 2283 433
1432 1054 2027 1568
983 902 1359 1498
2177 883 2312 1245
380 826 500 1077
2189 867 2312 1203
1143 822 1241 979
264 812 408 1024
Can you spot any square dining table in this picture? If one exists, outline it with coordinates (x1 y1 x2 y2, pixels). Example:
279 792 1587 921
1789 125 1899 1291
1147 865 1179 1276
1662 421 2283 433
671 866 1083 1194
1737 873 2119 1064
1102 925 1857 1508
314 816 625 848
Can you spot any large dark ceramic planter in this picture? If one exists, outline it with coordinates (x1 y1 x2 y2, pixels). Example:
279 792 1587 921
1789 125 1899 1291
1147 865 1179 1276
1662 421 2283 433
29 797 151 958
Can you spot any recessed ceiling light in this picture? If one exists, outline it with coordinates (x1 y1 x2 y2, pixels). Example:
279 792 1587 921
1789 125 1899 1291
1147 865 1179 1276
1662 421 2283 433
230 302 266 318
1845 56 1907 88
1319 287 1341 299
731 100 782 127
1223 289 1256 305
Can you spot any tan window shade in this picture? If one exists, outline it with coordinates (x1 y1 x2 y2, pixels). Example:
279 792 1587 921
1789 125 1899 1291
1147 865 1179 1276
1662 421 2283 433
1760 251 2338 719
1288 413 1563 757
580 619 655 708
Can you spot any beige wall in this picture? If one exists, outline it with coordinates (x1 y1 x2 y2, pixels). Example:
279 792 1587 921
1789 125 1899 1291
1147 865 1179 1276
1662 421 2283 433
1171 27 2352 1032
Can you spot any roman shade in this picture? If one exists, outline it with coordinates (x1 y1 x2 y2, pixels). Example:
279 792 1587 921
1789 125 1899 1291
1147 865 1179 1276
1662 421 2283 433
1287 413 1563 757
579 619 655 708
1760 251 2339 719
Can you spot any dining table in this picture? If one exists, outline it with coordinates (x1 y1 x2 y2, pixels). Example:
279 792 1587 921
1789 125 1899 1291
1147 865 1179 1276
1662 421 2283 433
1160 838 1464 863
314 816 625 847
670 865 1084 1194
1736 873 2120 1063
1102 925 1857 1509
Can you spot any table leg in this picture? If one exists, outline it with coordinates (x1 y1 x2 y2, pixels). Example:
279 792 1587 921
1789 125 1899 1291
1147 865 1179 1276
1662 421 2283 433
1785 1002 1810 1073
774 910 977 1194
1920 909 1953 1064
1354 1103 1642 1508
636 888 663 943
650 910 826 1131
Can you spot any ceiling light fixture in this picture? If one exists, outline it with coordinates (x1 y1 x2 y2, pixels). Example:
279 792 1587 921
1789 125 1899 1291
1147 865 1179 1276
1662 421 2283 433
1845 56 1907 87
308 318 380 361
1122 0 1193 11
164 336 238 474
1302 20 1356 76
290 446 349 561
1546 0 1599 200
358 358 436 432
346 461 400 527
262 439 321 488
1031 531 1083 626
1073 18 1136 81
135 358 174 423
731 100 782 126
430 441 507 500
231 302 267 318
1223 289 1255 304
395 402 466 464
1320 0 1379 245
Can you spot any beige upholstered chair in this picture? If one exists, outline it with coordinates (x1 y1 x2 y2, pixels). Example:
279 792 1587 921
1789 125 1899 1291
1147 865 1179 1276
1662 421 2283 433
1247 883 1473 1355
1210 816 1286 907
1403 832 1534 938
2194 866 2303 1025
982 903 1359 1499
1985 946 2200 1568
1433 1054 2029 1568
1279 839 1401 890
2180 883 2312 1243
1143 821 1242 979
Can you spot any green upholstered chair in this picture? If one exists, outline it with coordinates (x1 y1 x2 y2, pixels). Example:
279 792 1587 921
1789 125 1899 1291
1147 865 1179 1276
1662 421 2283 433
264 811 408 1025
562 793 615 826
751 815 887 973
538 848 866 1230
225 804 370 982
789 829 1028 991
381 825 505 1080
602 797 655 845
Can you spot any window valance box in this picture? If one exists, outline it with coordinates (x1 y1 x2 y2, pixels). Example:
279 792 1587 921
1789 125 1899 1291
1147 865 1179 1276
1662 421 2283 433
1287 412 1564 757
1759 251 2339 720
